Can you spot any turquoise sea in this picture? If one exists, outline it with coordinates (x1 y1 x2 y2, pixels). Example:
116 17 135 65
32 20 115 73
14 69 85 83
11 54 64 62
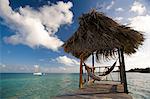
0 73 150 99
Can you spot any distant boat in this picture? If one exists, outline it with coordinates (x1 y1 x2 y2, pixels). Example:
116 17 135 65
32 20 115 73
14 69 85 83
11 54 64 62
33 72 42 76
33 65 43 76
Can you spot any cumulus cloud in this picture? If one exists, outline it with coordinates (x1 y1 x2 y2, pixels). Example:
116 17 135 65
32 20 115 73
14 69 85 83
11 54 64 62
0 63 6 68
114 17 123 22
128 14 150 52
56 56 79 66
44 66 79 73
129 15 150 34
0 63 79 73
0 0 73 51
0 64 33 73
130 1 146 15
127 15 150 69
34 64 39 68
106 1 115 10
115 8 124 12
58 67 66 71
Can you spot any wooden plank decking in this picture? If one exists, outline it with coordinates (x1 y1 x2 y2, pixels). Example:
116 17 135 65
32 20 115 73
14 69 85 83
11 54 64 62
54 81 132 99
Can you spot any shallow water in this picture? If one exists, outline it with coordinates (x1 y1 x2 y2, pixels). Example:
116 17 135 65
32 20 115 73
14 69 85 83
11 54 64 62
0 73 150 99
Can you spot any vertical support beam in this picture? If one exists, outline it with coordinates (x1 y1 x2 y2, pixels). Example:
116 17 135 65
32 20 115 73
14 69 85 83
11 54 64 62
118 49 123 83
79 58 83 89
120 48 128 93
92 52 94 73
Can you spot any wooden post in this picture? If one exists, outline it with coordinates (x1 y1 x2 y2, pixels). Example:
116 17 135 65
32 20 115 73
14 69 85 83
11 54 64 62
118 49 123 83
92 53 94 73
120 48 128 93
118 48 128 93
79 58 83 89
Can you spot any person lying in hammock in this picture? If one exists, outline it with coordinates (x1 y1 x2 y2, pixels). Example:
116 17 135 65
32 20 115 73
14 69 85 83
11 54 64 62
84 59 117 81
84 64 101 81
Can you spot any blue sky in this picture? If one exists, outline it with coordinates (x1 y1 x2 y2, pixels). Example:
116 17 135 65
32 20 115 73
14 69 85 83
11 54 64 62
0 0 150 73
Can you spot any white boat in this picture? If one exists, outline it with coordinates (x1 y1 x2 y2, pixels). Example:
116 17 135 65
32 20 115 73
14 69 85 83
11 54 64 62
33 72 42 76
33 65 43 76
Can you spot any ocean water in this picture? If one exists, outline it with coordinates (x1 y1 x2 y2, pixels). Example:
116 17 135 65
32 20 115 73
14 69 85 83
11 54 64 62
0 73 150 99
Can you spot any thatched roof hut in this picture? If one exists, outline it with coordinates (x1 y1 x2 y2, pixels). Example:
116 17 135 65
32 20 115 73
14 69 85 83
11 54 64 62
63 10 144 92
63 10 144 61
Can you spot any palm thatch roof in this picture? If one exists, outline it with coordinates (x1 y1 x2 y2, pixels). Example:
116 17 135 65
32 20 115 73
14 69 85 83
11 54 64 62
63 10 144 61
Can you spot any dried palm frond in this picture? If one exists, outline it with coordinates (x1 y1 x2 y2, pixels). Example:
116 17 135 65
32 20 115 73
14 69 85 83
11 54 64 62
62 10 144 61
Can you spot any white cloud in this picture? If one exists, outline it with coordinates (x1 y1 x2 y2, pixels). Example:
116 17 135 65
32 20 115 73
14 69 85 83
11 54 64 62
128 14 150 52
0 64 6 68
125 53 150 70
39 59 45 62
0 64 32 73
44 66 79 73
34 64 39 68
115 8 124 12
59 67 66 70
130 1 146 15
0 0 73 51
56 56 79 66
127 15 150 69
129 15 150 34
0 63 79 73
114 17 123 22
106 1 115 10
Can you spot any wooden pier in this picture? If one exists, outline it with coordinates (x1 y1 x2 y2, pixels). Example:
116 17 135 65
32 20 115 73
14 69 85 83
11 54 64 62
55 81 132 99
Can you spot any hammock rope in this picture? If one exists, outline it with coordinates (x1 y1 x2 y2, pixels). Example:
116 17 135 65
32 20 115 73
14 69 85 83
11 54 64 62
99 59 118 76
84 58 118 81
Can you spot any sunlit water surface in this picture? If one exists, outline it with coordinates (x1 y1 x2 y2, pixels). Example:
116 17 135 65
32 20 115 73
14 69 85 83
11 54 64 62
0 73 150 99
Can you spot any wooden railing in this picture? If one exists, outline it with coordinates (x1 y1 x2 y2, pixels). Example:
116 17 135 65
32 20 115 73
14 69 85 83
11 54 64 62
82 65 121 83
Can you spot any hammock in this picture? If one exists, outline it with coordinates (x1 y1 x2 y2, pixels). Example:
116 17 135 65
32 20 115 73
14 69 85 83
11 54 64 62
84 59 118 81
85 65 101 81
99 59 117 76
